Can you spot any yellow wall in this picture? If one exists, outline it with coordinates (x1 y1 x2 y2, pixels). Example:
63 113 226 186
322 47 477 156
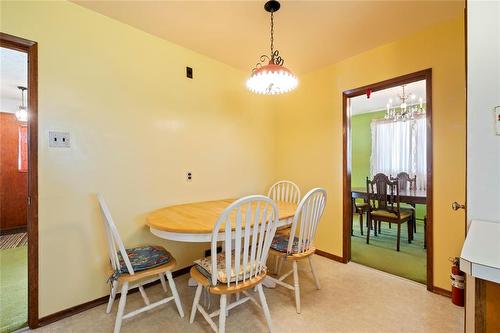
0 1 276 316
1 0 466 318
274 16 466 291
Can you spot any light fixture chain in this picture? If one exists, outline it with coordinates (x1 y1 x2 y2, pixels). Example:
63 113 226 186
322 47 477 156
270 11 274 56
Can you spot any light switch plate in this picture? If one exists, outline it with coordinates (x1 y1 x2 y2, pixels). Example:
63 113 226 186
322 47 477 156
49 131 71 148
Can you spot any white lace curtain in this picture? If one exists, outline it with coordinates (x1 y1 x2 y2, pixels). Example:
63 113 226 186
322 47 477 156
370 116 427 190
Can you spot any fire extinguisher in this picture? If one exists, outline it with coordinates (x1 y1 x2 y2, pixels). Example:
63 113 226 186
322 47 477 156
450 257 464 307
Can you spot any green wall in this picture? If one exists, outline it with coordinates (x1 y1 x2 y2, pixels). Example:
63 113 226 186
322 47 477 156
351 111 426 219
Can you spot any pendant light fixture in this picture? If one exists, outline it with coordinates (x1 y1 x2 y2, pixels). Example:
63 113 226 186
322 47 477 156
246 0 298 95
15 86 28 122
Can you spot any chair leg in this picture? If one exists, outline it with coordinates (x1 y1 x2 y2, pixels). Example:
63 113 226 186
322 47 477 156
190 284 203 323
374 220 378 237
106 280 118 314
159 273 168 292
114 281 128 333
166 271 185 318
366 219 371 244
389 221 392 229
257 283 273 332
424 217 427 249
292 261 301 314
378 220 381 234
277 256 284 276
359 212 364 236
396 223 401 252
308 256 320 290
351 208 355 236
219 294 227 333
412 204 417 233
138 285 150 305
407 220 412 244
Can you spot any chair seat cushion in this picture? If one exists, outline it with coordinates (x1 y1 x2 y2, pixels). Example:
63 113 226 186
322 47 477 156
371 209 412 220
355 202 369 208
270 234 302 254
118 245 172 273
194 252 262 285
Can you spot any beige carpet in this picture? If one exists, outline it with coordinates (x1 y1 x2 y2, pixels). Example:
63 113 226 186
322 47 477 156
0 233 27 250
30 255 463 333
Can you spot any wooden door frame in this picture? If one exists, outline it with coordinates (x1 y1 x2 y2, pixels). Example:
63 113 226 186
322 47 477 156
1 32 39 328
342 68 434 291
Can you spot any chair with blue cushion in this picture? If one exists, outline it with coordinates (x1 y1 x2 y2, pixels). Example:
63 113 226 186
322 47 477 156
267 188 327 314
97 194 184 333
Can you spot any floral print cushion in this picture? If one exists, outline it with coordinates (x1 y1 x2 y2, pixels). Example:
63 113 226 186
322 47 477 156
270 234 302 254
118 245 172 273
194 252 264 285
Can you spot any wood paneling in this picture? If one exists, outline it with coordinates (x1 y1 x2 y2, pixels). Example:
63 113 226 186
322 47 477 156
0 112 28 231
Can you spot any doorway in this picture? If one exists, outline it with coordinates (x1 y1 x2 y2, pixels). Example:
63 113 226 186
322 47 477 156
0 33 38 329
342 69 434 290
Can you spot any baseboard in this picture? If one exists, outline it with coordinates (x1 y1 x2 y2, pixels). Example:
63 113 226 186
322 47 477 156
37 264 193 328
431 286 452 298
0 226 27 235
315 249 346 263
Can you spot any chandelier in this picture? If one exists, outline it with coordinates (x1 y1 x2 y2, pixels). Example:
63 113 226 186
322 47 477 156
246 0 298 95
15 86 28 122
385 84 425 121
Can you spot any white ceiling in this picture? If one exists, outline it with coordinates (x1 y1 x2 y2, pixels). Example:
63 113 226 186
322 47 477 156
0 47 28 114
73 0 464 74
350 80 426 115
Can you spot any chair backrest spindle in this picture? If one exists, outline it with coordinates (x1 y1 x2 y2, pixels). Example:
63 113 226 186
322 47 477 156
97 193 135 275
210 196 279 287
287 188 327 255
268 180 301 205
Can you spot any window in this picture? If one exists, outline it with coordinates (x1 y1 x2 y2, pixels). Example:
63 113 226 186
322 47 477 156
370 116 426 190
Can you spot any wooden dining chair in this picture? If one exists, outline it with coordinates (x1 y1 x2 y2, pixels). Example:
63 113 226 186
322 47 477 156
390 172 417 234
267 188 327 313
366 174 413 251
97 194 184 333
267 180 301 273
189 195 279 333
351 198 369 236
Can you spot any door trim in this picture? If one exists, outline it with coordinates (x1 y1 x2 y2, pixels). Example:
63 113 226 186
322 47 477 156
341 68 434 291
0 32 39 328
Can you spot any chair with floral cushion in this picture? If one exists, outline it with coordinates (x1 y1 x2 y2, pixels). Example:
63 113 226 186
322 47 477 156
267 188 327 314
189 195 279 333
97 194 184 333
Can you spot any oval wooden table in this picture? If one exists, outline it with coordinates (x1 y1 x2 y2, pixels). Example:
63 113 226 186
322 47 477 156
147 198 297 287
147 198 297 242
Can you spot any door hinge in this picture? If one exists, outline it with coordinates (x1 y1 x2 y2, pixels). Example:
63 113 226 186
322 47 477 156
28 196 32 205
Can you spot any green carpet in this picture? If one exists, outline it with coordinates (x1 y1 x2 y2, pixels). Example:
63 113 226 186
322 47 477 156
0 246 27 333
351 216 426 284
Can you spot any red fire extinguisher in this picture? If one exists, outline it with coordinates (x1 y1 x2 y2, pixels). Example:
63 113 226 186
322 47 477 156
450 257 464 307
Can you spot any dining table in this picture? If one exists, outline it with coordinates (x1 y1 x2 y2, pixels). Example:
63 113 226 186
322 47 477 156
146 198 298 286
351 187 427 205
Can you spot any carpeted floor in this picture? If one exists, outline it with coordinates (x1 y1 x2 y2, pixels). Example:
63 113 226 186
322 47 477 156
0 246 28 333
351 215 427 284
